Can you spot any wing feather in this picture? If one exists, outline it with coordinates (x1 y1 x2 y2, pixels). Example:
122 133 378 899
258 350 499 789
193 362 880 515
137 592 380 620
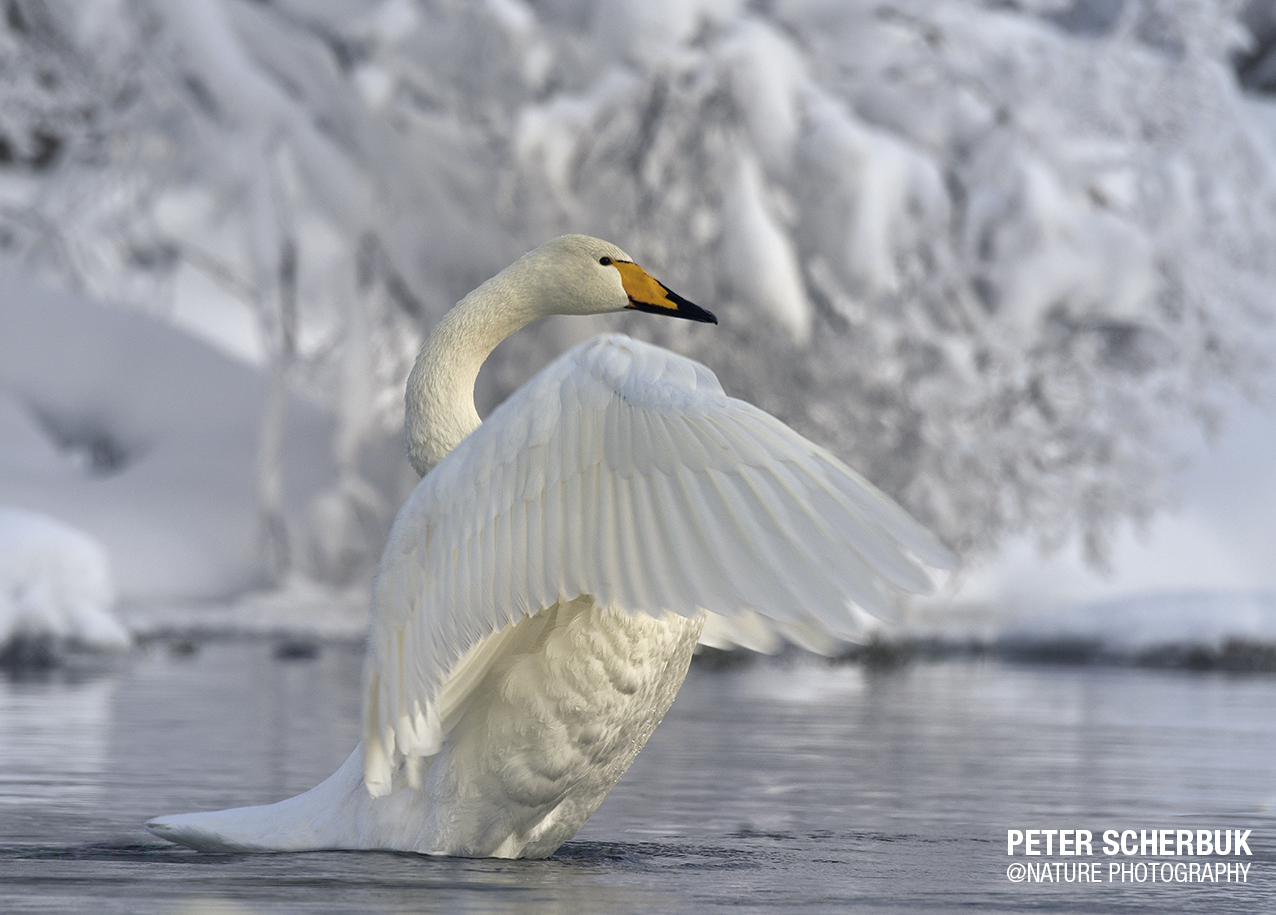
664 468 743 610
632 473 687 613
555 476 579 599
362 333 954 794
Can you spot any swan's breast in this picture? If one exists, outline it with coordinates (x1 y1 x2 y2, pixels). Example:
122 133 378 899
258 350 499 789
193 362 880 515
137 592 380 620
435 597 702 857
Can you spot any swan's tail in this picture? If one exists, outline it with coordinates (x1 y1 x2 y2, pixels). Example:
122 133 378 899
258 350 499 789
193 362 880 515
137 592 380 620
146 745 371 852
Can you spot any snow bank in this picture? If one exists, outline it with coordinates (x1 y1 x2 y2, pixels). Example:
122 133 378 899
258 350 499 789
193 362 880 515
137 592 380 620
927 388 1276 665
998 591 1276 665
0 507 129 659
122 573 370 643
0 263 343 603
893 584 1276 670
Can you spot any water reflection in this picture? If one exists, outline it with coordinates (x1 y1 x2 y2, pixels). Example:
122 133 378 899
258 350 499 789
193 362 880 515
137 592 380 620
1 642 1274 913
0 670 116 811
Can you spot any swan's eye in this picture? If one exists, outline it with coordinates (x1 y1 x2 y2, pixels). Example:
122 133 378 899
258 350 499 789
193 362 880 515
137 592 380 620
599 256 612 266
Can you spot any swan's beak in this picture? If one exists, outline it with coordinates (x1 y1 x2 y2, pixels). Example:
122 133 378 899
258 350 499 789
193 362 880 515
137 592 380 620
614 261 717 324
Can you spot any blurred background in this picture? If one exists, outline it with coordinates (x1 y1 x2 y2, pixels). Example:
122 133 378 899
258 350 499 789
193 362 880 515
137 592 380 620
3 0 1276 660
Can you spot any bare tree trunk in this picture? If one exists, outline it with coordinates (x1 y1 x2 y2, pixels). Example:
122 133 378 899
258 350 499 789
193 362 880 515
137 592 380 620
256 235 297 586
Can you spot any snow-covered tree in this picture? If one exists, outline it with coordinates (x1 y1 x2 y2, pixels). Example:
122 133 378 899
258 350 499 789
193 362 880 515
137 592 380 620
2 0 1274 584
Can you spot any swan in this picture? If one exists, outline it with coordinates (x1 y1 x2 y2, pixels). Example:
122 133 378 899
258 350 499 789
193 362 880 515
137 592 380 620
145 234 952 858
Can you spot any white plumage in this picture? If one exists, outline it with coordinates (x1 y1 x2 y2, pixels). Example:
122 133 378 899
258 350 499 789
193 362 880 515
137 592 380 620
146 235 952 858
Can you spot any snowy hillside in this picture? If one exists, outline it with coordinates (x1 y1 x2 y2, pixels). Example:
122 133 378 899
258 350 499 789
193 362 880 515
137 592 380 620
0 265 353 602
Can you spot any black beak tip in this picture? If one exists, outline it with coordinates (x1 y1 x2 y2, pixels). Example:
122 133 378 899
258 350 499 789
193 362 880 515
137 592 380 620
682 301 718 324
628 296 718 324
665 288 717 325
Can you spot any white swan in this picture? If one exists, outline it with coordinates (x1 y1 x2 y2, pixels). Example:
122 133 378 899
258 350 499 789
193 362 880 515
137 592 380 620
145 235 952 858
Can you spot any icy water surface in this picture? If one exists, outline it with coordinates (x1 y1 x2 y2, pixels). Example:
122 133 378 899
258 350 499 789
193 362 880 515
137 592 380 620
1 639 1274 913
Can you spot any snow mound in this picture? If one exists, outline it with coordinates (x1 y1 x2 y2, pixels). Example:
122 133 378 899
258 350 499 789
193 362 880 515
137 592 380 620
123 573 370 643
0 507 130 664
999 590 1276 667
0 262 347 603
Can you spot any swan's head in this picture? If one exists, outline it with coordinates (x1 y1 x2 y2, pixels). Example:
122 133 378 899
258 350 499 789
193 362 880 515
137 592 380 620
522 235 717 324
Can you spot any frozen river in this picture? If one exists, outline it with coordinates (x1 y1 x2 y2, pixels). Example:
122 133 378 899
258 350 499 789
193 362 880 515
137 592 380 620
1 638 1273 913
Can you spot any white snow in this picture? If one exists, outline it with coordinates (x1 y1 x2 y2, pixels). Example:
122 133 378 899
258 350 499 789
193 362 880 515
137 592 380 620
1039 399 1276 601
1003 591 1276 656
2 1 1276 661
720 153 812 341
933 392 1276 654
0 507 129 654
0 263 343 604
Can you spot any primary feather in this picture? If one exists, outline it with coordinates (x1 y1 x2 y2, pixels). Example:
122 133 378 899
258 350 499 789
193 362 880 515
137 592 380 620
146 235 952 859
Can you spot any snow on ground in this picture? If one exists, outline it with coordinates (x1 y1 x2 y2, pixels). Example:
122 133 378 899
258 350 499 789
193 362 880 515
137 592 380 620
120 573 371 643
1002 591 1276 656
0 263 341 605
923 392 1276 658
0 507 129 658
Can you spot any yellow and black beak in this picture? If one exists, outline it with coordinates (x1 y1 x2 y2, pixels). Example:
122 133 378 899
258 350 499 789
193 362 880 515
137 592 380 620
612 260 717 324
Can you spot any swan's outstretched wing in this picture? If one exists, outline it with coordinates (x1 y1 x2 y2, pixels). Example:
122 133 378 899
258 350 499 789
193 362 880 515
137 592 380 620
363 333 952 793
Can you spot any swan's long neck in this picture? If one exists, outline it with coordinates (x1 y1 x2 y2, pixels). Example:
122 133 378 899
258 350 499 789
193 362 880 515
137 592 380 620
406 268 542 476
